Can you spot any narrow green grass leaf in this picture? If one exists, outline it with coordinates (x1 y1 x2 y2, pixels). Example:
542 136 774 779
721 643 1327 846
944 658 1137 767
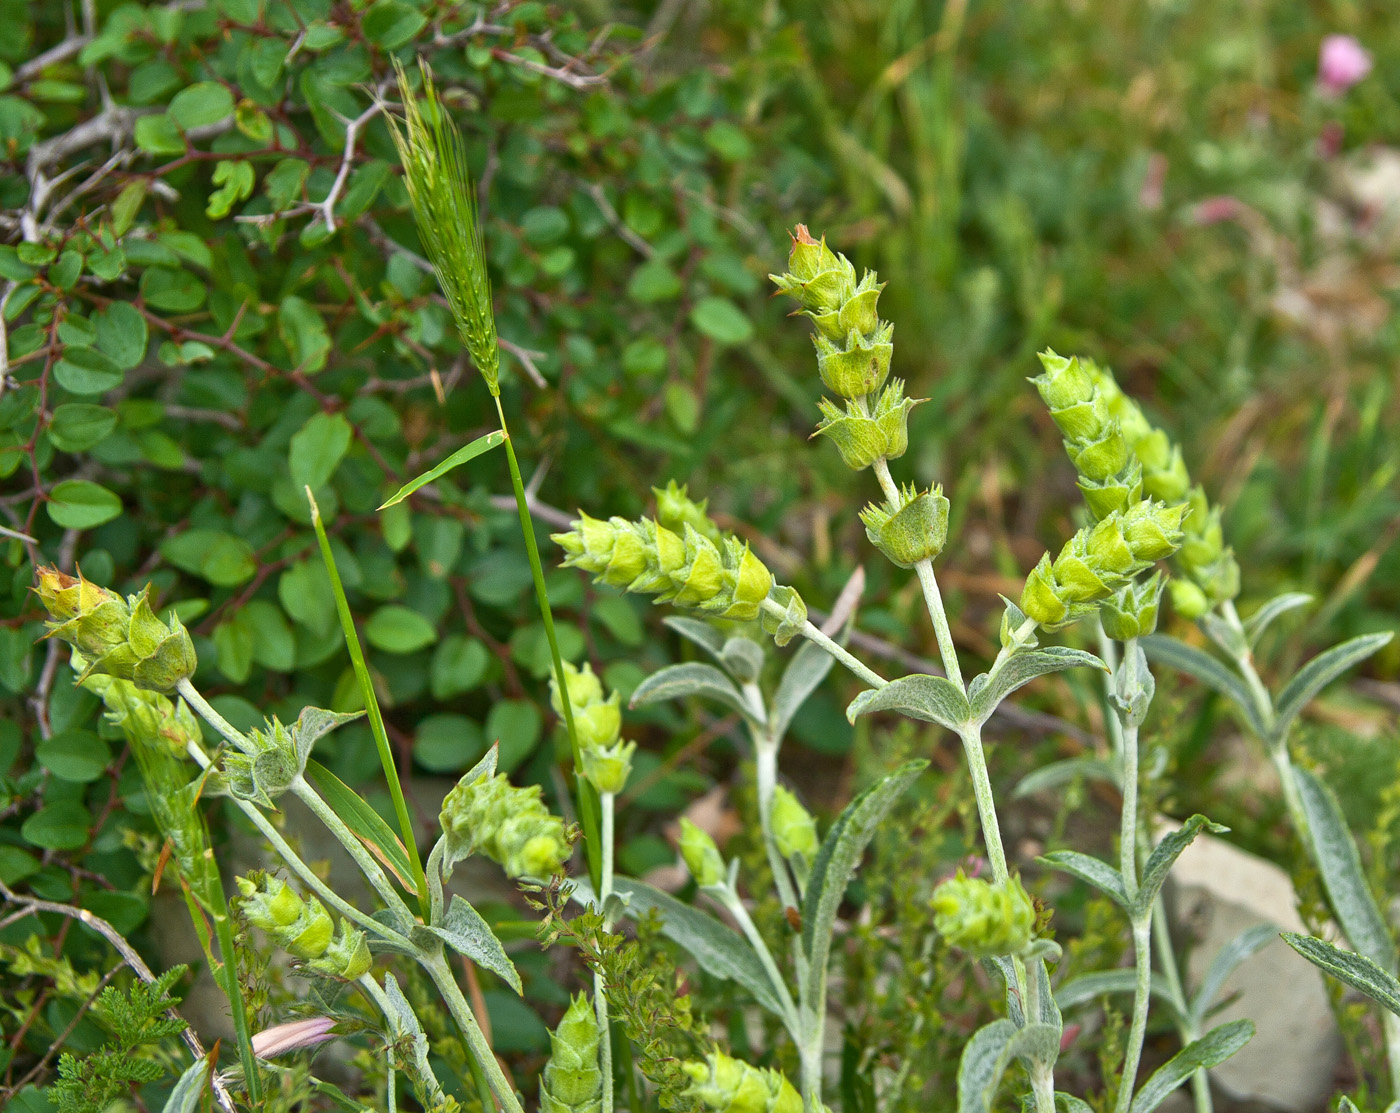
378 429 505 509
307 487 429 914
304 759 415 890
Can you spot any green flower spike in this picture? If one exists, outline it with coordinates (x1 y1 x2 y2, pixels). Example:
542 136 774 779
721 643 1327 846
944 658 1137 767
931 871 1036 958
236 875 369 979
237 875 332 960
678 1051 807 1113
771 225 893 401
1019 501 1187 630
859 483 950 569
814 379 920 471
1078 359 1240 612
540 993 603 1113
83 669 200 758
36 567 196 692
655 480 724 545
1031 350 1142 520
678 818 726 888
549 662 636 795
553 511 785 625
1080 358 1191 504
439 771 570 880
1099 572 1166 641
307 921 372 980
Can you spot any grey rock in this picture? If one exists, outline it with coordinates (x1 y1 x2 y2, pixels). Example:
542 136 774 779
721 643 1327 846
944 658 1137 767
1167 828 1340 1112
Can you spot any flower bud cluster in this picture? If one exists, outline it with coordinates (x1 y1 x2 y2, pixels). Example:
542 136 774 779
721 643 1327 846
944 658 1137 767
549 662 635 795
553 513 778 623
931 871 1036 958
1169 486 1242 619
1020 501 1186 630
678 818 726 888
1099 572 1165 641
36 567 196 691
1031 351 1143 521
858 483 950 569
439 771 570 880
540 993 602 1113
1078 361 1239 617
654 480 723 546
236 874 371 980
813 380 919 471
82 668 200 757
678 1051 806 1113
770 786 818 864
1079 359 1191 505
771 226 893 402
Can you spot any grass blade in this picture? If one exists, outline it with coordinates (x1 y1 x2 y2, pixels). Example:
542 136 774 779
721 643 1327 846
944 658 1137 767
307 487 429 916
304 759 416 890
378 429 505 509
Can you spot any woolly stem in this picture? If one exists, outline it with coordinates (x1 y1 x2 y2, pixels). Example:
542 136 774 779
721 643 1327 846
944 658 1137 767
789 615 888 690
424 951 525 1113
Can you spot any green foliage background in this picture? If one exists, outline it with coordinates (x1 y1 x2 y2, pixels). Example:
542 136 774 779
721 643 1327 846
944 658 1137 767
1 0 1398 1106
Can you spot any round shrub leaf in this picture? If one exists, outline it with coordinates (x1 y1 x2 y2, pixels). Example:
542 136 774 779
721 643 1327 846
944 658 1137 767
47 404 117 452
46 480 122 529
690 296 754 345
21 801 91 851
365 605 437 654
35 729 110 783
169 81 235 129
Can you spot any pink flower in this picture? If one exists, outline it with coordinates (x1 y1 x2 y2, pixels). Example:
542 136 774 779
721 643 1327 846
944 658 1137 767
251 1016 337 1058
1192 195 1246 226
1318 35 1372 97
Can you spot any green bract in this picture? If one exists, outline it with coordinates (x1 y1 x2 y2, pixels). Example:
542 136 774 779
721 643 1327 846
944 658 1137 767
36 567 195 691
550 662 636 795
540 994 603 1113
1020 501 1187 630
770 786 818 863
678 818 726 888
236 874 369 979
930 872 1036 958
439 771 570 880
859 483 950 568
553 512 782 624
1032 349 1142 521
678 1051 806 1113
1099 573 1166 641
771 225 893 401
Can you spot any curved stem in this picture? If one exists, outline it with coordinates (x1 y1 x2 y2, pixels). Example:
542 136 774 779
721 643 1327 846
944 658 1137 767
958 717 1037 1094
957 724 1011 883
753 730 801 911
914 559 964 692
359 974 448 1109
181 739 407 944
717 886 801 1039
1220 601 1275 734
790 615 888 690
1117 919 1153 1113
423 950 526 1113
177 678 256 754
292 775 416 925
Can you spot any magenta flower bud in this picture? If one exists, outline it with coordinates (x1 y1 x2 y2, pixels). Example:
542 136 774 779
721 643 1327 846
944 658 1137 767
1318 35 1372 97
251 1016 338 1059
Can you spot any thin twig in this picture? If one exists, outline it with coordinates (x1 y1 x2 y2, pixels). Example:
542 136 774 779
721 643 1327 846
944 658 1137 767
0 880 237 1113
